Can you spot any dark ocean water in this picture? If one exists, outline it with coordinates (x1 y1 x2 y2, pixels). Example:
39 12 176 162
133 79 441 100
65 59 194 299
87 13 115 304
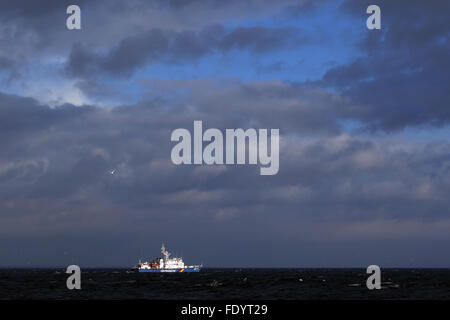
0 268 449 300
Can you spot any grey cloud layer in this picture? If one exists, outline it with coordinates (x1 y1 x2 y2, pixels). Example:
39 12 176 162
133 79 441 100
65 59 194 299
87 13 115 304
64 25 303 78
0 0 304 66
1 87 449 244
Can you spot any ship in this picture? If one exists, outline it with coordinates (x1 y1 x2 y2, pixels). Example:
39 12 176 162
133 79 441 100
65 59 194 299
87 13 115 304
134 244 202 272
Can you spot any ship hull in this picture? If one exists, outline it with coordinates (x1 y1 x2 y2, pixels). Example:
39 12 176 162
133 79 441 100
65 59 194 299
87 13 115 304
138 267 201 273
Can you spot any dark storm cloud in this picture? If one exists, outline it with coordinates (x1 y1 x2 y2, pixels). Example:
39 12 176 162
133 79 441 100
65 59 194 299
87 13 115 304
0 91 90 140
0 57 15 70
219 26 301 52
0 0 303 62
1 85 450 242
1 75 450 266
74 80 126 101
0 0 69 18
1 1 450 267
321 0 450 131
0 56 19 81
64 25 303 78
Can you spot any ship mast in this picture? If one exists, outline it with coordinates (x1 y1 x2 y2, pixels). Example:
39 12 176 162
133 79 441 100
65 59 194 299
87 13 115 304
161 243 171 261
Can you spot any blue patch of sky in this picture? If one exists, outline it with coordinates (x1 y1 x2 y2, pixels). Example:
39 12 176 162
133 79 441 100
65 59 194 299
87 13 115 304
116 1 374 109
133 0 367 84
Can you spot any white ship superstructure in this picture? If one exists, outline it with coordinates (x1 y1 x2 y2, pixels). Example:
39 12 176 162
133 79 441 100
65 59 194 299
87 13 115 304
135 244 202 273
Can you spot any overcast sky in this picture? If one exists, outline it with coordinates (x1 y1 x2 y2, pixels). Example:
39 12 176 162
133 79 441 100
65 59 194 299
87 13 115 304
0 0 449 267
